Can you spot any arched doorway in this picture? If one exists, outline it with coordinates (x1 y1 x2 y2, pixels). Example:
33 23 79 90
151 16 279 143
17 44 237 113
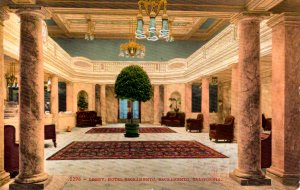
169 91 181 112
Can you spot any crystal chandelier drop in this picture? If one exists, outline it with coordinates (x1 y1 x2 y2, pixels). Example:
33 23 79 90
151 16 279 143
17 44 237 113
135 0 173 42
85 17 95 41
119 20 145 58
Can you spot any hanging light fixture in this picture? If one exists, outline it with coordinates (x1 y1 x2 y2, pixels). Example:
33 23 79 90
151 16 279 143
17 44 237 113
85 16 95 41
211 77 218 85
119 20 145 58
5 62 18 88
135 0 173 42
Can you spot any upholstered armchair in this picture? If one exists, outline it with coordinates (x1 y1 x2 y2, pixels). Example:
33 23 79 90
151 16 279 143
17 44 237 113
4 125 19 177
262 114 272 131
261 132 272 168
186 113 203 132
209 115 235 142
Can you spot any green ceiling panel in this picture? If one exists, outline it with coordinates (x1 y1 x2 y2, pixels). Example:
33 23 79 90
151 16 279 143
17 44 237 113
200 18 216 30
53 38 206 61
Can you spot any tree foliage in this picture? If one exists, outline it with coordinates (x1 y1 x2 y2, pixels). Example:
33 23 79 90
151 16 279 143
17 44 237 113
115 65 152 102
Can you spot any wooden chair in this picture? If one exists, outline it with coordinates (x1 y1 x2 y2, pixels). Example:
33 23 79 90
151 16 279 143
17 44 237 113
209 116 235 142
186 113 203 132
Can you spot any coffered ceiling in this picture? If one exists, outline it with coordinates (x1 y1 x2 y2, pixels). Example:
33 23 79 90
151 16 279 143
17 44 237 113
46 7 229 40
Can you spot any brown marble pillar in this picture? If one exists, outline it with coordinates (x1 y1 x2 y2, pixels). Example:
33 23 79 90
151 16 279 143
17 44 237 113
100 84 106 125
153 85 160 125
0 8 10 187
185 83 192 119
201 77 209 132
229 14 271 185
266 13 300 185
10 7 48 188
230 64 239 141
66 82 73 112
95 84 100 116
163 85 168 114
50 75 58 126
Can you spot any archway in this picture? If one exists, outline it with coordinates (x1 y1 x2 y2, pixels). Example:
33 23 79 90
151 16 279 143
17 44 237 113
169 91 181 112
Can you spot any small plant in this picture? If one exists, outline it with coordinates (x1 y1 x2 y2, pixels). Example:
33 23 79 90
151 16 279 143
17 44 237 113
169 97 181 112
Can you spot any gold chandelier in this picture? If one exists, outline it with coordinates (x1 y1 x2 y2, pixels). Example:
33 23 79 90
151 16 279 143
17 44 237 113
119 20 145 58
135 0 173 42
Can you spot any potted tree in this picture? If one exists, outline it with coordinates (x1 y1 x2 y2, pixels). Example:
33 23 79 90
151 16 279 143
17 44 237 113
115 65 152 137
77 92 88 111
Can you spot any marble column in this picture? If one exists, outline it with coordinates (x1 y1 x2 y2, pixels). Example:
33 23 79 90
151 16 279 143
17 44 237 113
185 83 192 119
10 7 48 188
229 14 271 185
201 77 209 132
95 85 100 116
230 64 239 141
0 8 10 187
50 75 58 127
100 84 106 125
153 85 160 125
266 13 300 185
66 82 73 112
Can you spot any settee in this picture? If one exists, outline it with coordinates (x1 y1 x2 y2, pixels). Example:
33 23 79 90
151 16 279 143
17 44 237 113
161 112 185 127
261 132 272 168
76 111 102 127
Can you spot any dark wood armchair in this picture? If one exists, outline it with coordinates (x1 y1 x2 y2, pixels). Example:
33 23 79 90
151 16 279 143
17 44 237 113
4 125 19 177
261 132 272 168
262 114 272 131
209 115 235 142
186 113 203 132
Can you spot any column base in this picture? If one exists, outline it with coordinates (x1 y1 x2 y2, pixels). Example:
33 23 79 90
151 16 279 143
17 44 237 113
10 175 52 190
267 167 300 186
0 171 10 186
229 170 271 186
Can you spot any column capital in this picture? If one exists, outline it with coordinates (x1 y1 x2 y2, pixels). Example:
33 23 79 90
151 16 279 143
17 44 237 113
10 4 48 19
0 7 9 25
267 12 300 28
230 11 270 24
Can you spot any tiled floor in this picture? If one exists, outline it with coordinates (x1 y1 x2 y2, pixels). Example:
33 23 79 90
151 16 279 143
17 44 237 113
1 124 298 190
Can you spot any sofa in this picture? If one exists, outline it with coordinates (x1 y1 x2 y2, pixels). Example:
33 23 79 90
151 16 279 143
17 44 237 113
209 115 235 142
161 112 185 127
186 113 203 132
76 111 102 127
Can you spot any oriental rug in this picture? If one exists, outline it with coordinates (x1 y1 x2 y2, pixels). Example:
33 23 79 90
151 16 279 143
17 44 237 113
85 127 176 134
47 141 228 160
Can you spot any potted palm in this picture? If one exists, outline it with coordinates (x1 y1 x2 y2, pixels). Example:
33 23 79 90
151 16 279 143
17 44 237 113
77 92 88 111
115 65 152 137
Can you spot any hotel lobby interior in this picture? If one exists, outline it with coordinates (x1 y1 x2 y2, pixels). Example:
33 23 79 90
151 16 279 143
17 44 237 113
0 0 300 189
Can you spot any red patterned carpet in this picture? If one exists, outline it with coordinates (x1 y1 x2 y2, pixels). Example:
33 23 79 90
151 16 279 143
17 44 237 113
85 127 177 134
47 141 228 160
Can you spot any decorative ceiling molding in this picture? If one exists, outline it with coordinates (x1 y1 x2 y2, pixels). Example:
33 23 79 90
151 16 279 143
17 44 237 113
246 0 284 11
11 0 36 4
4 12 272 85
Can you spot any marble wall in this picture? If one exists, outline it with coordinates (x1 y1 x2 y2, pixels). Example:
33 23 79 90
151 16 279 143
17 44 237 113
141 99 154 123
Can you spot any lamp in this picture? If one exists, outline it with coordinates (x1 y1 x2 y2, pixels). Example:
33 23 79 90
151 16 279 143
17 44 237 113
211 77 218 85
85 16 95 41
119 20 145 58
5 62 18 88
136 0 173 42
